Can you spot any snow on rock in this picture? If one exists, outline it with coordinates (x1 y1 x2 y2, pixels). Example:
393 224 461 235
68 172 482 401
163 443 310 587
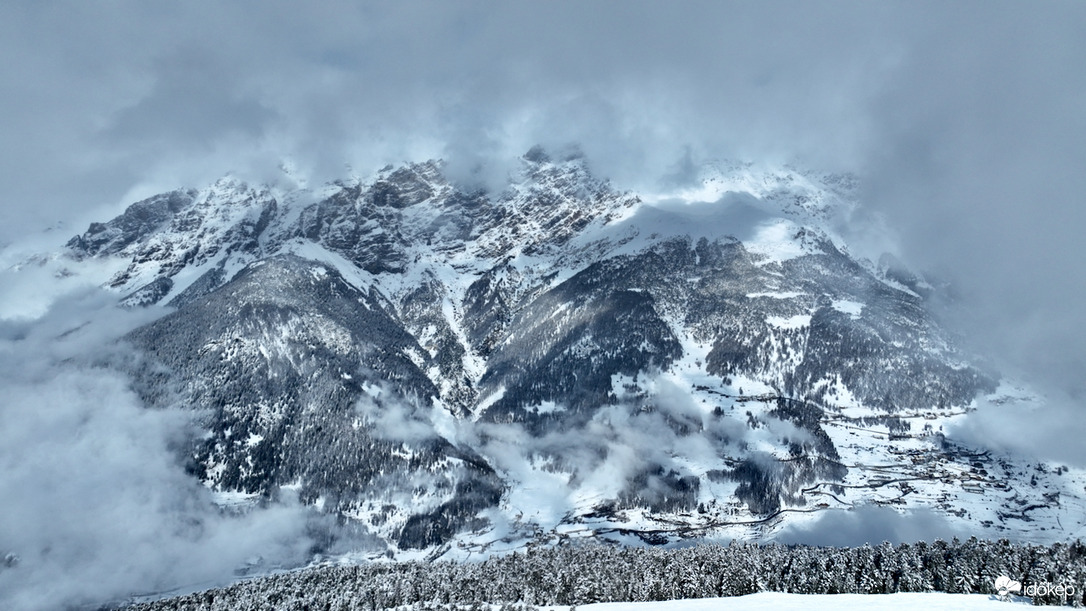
832 299 865 319
541 592 1029 611
765 314 812 329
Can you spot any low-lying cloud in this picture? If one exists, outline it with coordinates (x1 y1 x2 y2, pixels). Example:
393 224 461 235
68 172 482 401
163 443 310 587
774 505 969 547
945 389 1086 468
0 290 312 611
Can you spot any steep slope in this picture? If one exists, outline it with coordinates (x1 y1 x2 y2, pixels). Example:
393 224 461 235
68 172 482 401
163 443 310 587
126 255 501 549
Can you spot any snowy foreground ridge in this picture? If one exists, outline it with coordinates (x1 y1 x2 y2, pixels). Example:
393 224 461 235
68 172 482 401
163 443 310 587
542 592 1030 610
122 541 1086 609
129 593 1039 610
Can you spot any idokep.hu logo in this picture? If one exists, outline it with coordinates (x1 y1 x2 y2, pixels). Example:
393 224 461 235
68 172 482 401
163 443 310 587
994 575 1021 599
995 575 1077 600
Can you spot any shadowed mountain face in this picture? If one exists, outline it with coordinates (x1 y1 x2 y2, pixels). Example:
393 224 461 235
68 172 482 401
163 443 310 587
125 255 501 548
57 149 1080 551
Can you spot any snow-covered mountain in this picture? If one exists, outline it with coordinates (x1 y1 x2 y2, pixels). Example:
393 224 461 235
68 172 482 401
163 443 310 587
25 146 1086 555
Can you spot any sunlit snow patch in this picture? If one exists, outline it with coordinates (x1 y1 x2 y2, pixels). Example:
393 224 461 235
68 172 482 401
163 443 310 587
831 299 864 319
747 291 805 299
766 314 811 329
744 219 816 264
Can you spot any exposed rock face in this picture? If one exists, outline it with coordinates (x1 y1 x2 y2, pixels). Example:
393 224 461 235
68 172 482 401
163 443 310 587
67 189 198 258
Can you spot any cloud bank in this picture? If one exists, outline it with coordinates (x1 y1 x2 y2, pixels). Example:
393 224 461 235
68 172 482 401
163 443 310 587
774 505 969 547
0 290 312 611
2 2 1083 397
3 2 1076 224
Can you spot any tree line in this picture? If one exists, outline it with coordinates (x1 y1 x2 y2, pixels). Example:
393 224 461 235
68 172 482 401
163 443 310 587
124 537 1086 609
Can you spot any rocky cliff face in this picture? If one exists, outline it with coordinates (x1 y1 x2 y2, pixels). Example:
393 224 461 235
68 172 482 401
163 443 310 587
55 148 1085 552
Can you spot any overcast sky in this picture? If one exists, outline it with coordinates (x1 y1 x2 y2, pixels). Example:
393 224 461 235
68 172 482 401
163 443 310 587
1 3 1084 439
1 5 1085 602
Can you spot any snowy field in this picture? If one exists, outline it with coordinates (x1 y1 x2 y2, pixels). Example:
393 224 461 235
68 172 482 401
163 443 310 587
538 592 1030 610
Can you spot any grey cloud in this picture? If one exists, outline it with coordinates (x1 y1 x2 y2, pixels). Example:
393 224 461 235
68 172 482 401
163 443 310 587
0 1 905 236
104 49 279 149
848 3 1086 456
0 290 313 611
945 390 1086 467
774 505 970 547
